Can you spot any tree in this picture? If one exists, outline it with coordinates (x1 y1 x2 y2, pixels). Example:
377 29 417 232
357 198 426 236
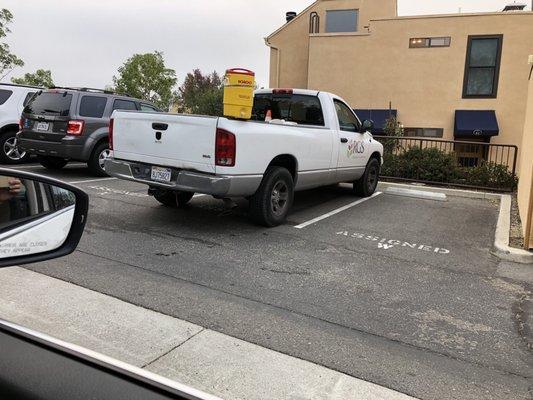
382 115 404 154
112 51 177 110
0 8 24 79
11 69 54 87
178 69 224 116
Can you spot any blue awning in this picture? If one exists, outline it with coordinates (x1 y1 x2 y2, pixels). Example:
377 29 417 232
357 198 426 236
354 109 397 134
454 110 499 138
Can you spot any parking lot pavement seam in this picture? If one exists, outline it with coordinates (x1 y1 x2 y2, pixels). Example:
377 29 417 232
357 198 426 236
69 249 530 380
141 328 207 369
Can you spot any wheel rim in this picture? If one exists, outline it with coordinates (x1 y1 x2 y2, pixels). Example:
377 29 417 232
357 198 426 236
367 164 379 192
270 180 289 217
4 137 26 161
98 148 111 170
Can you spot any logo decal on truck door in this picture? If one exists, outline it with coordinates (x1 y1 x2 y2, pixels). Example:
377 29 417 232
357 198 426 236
347 140 365 157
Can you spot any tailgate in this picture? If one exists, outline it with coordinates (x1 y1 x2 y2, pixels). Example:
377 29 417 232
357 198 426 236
112 111 217 173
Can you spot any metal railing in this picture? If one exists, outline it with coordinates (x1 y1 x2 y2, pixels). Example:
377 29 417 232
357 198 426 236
374 136 519 192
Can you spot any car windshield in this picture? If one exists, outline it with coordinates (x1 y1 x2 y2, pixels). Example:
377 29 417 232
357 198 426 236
24 92 72 116
1 2 532 400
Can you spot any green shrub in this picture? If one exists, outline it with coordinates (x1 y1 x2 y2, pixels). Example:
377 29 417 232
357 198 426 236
382 147 459 182
460 161 518 190
380 146 517 190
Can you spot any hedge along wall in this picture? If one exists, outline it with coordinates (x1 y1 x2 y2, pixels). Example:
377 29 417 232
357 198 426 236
518 72 533 249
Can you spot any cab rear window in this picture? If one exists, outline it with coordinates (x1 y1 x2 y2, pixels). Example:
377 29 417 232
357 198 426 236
24 92 73 116
251 94 325 126
0 89 13 106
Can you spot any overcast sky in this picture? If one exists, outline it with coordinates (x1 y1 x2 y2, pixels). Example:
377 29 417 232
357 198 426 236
1 0 530 88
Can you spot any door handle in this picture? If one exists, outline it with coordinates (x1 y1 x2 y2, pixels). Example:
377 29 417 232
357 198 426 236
340 138 348 143
152 123 168 131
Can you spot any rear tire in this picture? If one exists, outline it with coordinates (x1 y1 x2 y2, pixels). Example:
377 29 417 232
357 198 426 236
249 166 294 227
38 155 68 170
88 141 110 177
0 130 30 164
354 157 380 197
153 190 194 208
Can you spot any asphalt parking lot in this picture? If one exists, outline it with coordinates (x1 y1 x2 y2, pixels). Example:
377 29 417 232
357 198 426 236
8 162 533 400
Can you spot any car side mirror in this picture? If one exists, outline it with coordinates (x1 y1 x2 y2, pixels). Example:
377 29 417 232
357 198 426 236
361 119 374 133
0 168 88 268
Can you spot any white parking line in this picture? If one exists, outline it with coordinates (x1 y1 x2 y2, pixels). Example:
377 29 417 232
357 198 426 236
294 192 382 229
68 177 118 185
9 162 86 170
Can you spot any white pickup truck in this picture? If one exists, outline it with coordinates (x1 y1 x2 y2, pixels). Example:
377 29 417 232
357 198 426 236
105 89 383 226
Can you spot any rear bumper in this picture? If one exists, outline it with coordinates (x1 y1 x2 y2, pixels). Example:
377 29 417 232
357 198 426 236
105 158 262 197
17 137 85 160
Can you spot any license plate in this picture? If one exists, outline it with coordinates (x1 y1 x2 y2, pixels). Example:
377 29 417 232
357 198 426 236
151 166 172 182
36 122 49 131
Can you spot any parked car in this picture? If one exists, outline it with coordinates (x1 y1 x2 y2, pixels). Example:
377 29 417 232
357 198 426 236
106 89 383 226
0 83 42 164
17 87 160 176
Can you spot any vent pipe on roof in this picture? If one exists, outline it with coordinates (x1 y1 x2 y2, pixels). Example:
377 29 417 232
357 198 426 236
286 11 297 22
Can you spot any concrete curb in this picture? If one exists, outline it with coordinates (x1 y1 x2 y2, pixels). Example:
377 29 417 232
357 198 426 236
493 195 533 264
378 182 533 264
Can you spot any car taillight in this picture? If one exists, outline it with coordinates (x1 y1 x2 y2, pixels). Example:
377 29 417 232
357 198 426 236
66 120 85 136
109 118 114 150
215 128 236 167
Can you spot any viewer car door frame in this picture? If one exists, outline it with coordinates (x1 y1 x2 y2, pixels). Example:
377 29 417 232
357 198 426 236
333 99 367 181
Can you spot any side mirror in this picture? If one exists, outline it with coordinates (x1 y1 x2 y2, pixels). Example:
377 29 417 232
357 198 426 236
361 119 374 133
0 168 88 268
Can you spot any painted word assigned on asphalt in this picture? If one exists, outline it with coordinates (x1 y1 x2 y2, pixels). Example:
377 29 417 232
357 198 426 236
336 231 450 254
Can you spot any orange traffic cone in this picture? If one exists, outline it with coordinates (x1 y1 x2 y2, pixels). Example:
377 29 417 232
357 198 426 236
265 109 272 122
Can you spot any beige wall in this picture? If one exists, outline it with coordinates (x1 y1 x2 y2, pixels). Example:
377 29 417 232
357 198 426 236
518 77 533 249
266 0 397 88
308 13 533 154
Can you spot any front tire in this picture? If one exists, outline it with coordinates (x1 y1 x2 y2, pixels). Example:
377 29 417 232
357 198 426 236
38 155 68 170
354 157 380 197
249 166 294 227
88 141 111 177
0 130 29 164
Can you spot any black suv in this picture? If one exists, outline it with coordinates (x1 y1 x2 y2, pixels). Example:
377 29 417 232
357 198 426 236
17 88 160 176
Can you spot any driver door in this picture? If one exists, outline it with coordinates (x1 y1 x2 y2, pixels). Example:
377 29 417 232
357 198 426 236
334 99 366 182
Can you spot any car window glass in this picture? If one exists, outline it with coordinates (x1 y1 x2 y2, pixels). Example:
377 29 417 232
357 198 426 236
0 89 13 106
251 94 324 126
23 92 73 116
112 99 137 111
334 100 360 132
140 104 158 112
23 92 36 107
79 96 107 118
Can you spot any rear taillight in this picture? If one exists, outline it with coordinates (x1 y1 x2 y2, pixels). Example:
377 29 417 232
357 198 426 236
215 128 236 167
109 118 114 150
66 120 85 136
19 118 24 131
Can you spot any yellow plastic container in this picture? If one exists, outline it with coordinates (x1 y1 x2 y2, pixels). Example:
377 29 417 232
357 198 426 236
223 68 255 120
224 68 255 87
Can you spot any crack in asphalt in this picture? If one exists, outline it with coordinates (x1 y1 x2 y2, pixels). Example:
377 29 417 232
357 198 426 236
73 247 531 381
512 292 532 352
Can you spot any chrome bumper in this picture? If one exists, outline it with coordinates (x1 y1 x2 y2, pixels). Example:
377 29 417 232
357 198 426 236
105 158 262 197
